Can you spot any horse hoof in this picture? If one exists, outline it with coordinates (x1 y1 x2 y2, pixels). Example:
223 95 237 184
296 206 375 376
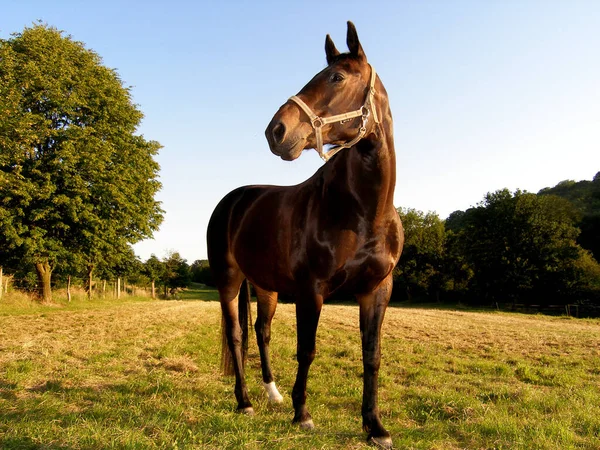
368 435 393 449
299 419 314 430
269 393 284 404
238 406 255 416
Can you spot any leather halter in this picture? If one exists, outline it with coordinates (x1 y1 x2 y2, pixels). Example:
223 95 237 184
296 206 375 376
289 64 380 162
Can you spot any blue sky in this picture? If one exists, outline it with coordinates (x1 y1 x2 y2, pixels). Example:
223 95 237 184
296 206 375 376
3 1 599 262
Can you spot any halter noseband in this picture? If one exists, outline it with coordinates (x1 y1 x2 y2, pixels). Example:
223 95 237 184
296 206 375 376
289 64 380 162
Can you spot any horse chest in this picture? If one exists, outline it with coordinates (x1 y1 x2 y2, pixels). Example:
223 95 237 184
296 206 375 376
303 227 396 294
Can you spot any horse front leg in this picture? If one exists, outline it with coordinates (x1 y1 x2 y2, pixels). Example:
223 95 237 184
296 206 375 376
356 274 393 449
292 294 324 429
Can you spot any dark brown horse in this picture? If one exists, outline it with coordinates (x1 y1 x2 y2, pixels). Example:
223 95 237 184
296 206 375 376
207 21 403 448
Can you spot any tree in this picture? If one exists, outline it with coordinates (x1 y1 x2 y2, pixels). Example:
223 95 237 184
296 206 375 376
0 24 163 301
111 247 140 297
144 254 163 299
444 210 474 299
393 208 445 301
190 259 215 286
452 189 594 304
161 252 191 297
539 171 600 261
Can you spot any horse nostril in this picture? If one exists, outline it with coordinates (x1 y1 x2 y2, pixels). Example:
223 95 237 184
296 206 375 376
272 122 286 144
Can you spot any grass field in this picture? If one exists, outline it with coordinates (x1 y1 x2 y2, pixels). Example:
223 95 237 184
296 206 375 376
1 286 599 449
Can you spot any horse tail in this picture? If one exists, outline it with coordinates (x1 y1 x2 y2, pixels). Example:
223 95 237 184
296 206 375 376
221 279 252 376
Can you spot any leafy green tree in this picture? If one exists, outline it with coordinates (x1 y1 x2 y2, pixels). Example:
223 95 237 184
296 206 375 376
0 24 163 301
444 211 474 299
452 189 594 304
190 259 215 286
144 254 164 299
112 247 139 289
539 172 600 261
123 257 147 295
161 251 191 297
394 208 446 301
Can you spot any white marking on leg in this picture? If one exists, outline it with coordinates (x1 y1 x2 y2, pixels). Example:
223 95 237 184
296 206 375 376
263 381 284 404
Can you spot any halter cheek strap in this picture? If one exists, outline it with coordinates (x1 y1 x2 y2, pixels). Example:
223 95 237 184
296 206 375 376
289 64 379 162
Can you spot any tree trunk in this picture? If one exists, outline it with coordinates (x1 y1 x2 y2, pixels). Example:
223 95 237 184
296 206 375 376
117 277 121 299
35 261 53 302
102 280 106 298
67 275 72 303
0 267 3 301
151 279 156 299
86 265 94 299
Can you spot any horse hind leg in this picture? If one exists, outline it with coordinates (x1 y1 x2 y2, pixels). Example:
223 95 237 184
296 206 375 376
219 273 254 414
254 287 283 404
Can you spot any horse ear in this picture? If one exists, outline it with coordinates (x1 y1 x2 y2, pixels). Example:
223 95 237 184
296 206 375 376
325 34 340 65
346 21 365 59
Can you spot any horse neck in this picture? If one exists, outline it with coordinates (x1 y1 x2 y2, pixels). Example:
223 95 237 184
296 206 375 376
330 101 396 219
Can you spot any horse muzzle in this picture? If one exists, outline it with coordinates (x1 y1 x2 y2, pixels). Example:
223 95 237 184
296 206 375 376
265 115 306 161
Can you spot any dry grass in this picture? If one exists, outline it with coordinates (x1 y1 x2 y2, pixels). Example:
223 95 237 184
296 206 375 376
383 307 600 358
0 300 217 380
0 295 599 449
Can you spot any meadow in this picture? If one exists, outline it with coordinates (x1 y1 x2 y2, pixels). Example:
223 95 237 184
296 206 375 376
1 286 599 449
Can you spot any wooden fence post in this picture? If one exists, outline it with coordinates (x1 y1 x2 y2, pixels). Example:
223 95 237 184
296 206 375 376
67 275 72 303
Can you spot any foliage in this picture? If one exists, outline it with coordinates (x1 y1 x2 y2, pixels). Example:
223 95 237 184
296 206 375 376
161 251 191 296
539 171 600 261
0 24 163 300
393 183 600 307
443 214 474 299
393 208 446 301
144 254 163 282
538 172 600 215
450 189 597 305
190 259 215 286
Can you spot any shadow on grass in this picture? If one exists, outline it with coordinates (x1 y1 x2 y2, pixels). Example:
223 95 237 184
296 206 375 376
0 436 75 450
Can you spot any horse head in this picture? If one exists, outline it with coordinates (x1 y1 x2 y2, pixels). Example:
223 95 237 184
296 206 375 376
266 21 381 162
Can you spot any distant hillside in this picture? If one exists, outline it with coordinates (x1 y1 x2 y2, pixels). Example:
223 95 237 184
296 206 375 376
538 172 600 215
539 172 600 260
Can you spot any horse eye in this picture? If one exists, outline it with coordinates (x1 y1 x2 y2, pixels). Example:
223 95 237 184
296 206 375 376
330 72 345 83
